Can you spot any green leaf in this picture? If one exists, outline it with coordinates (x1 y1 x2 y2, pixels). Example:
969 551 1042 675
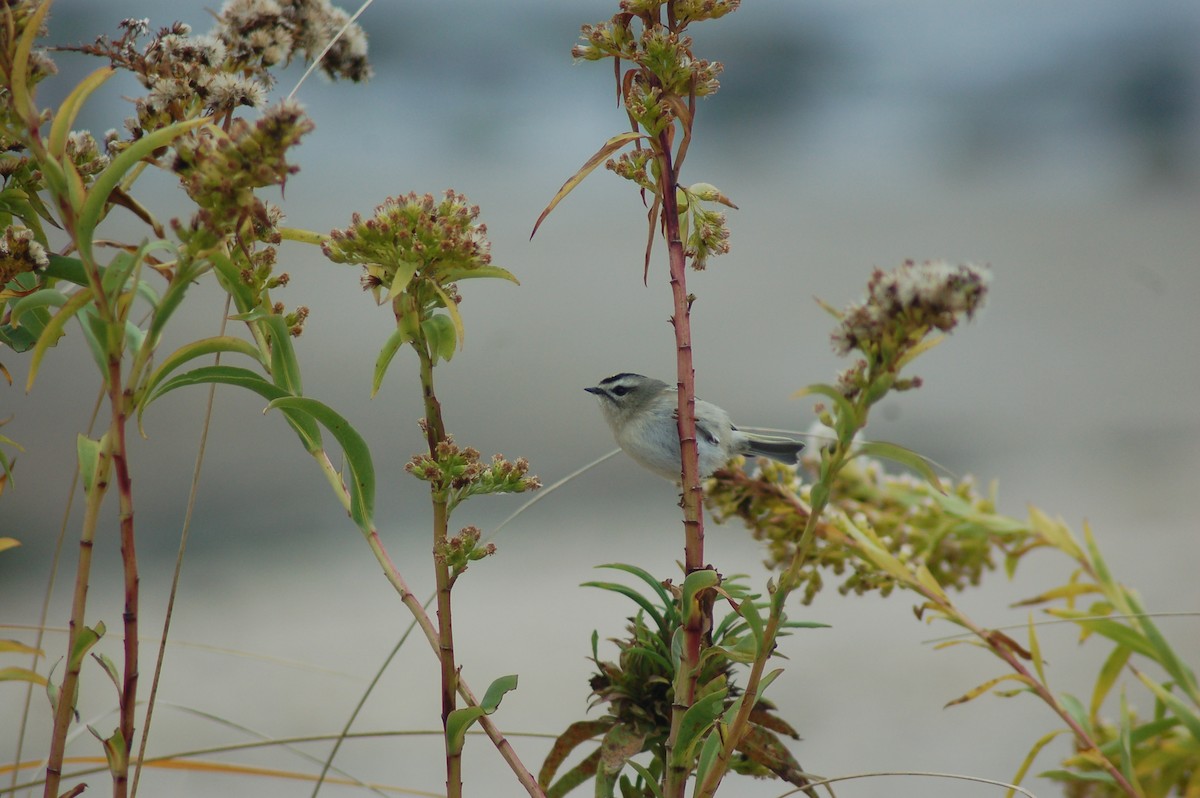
1091 645 1132 723
582 581 666 634
267 396 374 532
258 310 303 395
9 288 67 328
1132 668 1200 742
370 326 412 398
0 666 46 686
531 131 646 239
76 117 211 256
438 265 520 284
421 313 457 364
68 622 105 672
737 597 764 652
48 67 116 159
76 433 106 494
598 563 674 612
139 336 268 421
792 383 858 442
445 674 518 755
429 282 465 351
144 365 321 452
44 253 91 287
8 0 52 126
1047 611 1158 660
25 286 92 391
1028 613 1047 685
624 760 664 798
680 569 720 627
209 250 255 313
670 688 727 767
723 668 784 724
1059 693 1092 736
694 727 723 791
854 440 945 494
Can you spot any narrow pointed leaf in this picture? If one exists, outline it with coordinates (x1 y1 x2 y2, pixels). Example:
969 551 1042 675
670 688 727 767
854 440 946 494
0 666 46 685
9 0 52 125
48 67 115 158
944 673 1033 707
140 335 268 421
582 581 665 632
25 286 92 391
531 131 646 239
1090 645 1131 723
598 563 673 609
76 117 210 248
1028 613 1047 685
371 326 412 398
438 265 519 284
429 282 465 351
267 396 374 532
1010 729 1069 791
144 365 321 452
792 383 858 440
445 674 517 755
1132 668 1200 742
624 760 664 798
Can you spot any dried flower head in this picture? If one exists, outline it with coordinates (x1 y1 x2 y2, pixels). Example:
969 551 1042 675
65 131 110 179
216 0 372 82
831 260 990 358
0 226 49 286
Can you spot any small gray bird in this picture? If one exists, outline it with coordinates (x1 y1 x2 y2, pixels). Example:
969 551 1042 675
585 373 804 480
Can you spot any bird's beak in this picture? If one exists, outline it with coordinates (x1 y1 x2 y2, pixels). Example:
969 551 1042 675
584 386 602 395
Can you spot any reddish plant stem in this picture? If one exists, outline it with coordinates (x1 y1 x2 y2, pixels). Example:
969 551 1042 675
656 125 707 798
417 344 461 798
109 363 139 798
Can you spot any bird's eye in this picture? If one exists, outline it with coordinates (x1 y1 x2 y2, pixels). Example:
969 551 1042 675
611 385 629 396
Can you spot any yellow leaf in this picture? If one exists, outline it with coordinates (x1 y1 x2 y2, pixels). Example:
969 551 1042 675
531 131 646 239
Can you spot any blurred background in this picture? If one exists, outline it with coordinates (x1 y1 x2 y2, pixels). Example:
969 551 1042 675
3 0 1199 796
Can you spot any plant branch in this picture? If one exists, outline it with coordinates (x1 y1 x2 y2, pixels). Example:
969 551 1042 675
416 342 461 798
42 436 112 798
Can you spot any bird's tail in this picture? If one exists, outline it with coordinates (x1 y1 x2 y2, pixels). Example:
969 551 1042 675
742 435 805 465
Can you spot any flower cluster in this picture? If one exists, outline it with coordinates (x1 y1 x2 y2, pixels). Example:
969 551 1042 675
706 455 1026 605
573 19 723 99
434 524 497 579
216 0 371 83
826 260 989 400
76 1 369 141
406 433 540 509
831 260 990 358
323 191 494 292
65 131 110 180
172 101 313 239
0 226 49 287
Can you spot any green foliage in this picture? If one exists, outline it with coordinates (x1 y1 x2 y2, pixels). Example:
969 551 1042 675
538 565 819 797
708 456 1023 604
